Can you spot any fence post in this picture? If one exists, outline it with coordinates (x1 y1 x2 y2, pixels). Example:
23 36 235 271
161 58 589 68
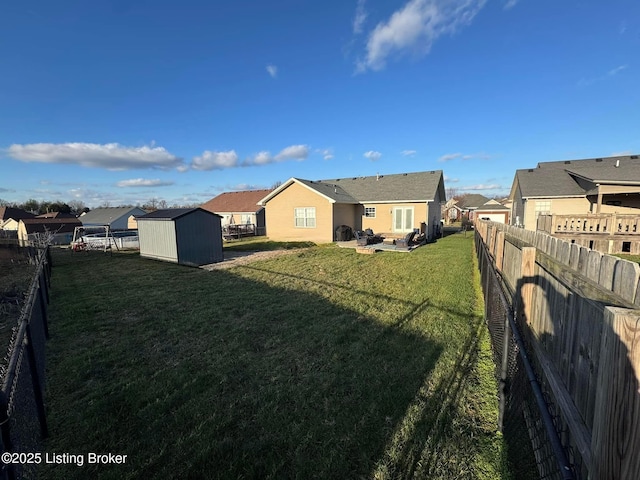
520 247 536 325
495 231 505 272
591 307 640 480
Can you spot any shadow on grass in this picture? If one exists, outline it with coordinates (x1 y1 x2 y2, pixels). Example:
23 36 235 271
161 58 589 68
43 250 452 479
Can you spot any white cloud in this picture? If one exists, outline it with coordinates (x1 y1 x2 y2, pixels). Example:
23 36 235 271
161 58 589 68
116 178 174 188
439 152 462 162
504 0 518 10
274 144 309 161
357 0 487 72
364 150 382 161
316 148 334 160
250 151 273 165
353 0 368 34
242 145 310 167
191 150 239 171
266 64 278 78
444 175 459 183
608 64 628 76
401 149 417 156
578 64 629 87
461 183 501 190
610 150 633 156
438 152 491 162
7 142 184 170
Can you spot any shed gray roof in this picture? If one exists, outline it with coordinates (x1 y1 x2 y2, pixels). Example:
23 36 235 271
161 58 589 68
137 208 221 221
80 207 147 226
514 154 640 198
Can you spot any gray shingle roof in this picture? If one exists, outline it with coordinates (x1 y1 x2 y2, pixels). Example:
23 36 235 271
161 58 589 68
318 170 444 203
514 154 640 198
457 194 490 209
80 207 148 226
137 208 220 221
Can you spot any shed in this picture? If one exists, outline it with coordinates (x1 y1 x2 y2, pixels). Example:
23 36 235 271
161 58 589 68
80 207 148 231
136 208 223 266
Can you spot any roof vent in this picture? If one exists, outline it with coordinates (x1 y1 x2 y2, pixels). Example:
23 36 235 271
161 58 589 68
564 161 571 164
403 173 407 176
528 169 534 172
595 158 603 162
631 155 638 159
615 159 620 168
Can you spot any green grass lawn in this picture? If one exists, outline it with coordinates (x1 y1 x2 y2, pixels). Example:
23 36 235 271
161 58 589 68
42 234 510 479
223 237 315 251
613 253 640 265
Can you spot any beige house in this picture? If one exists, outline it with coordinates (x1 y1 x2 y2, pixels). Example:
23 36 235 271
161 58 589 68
258 170 445 243
509 154 640 230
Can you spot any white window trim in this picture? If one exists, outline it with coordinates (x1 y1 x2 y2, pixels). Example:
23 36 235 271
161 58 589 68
294 207 316 228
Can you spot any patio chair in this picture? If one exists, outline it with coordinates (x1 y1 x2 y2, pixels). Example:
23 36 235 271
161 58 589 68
395 231 417 249
354 229 384 246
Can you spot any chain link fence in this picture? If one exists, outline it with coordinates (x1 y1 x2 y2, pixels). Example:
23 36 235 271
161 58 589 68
0 246 51 480
475 234 576 480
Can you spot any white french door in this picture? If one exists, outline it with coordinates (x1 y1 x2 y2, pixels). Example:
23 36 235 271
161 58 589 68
393 207 414 233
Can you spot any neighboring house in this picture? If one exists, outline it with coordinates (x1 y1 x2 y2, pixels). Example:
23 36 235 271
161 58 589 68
474 200 510 224
443 199 463 224
0 207 35 231
137 208 223 266
79 207 148 231
18 217 82 246
456 194 491 221
200 189 271 236
36 211 76 219
509 154 640 230
258 170 445 243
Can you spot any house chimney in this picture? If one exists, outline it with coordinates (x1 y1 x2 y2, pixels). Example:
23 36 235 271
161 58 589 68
615 159 620 167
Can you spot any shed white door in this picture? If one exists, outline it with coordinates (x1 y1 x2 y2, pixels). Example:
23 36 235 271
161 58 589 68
393 207 414 232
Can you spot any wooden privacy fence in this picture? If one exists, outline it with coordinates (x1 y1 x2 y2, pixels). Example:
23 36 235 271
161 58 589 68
476 220 640 480
0 247 51 480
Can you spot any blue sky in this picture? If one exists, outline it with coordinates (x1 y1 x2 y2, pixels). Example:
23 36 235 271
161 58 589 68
1 0 638 208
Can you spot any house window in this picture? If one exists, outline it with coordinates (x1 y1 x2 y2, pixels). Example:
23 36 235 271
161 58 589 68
294 207 316 228
534 200 551 219
364 207 376 218
241 214 252 224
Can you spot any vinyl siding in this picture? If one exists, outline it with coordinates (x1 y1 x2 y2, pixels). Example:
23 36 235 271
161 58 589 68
333 203 360 236
361 202 428 236
264 182 334 243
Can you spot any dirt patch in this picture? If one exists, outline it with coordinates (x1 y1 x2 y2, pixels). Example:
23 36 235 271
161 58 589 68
201 249 308 271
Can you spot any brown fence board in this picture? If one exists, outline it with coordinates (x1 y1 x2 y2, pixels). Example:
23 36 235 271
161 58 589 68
476 221 640 479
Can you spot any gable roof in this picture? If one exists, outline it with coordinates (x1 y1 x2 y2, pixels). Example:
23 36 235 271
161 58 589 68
36 211 76 219
79 207 148 226
457 194 490 209
201 189 272 214
259 170 445 205
475 203 510 212
512 154 640 199
0 207 35 221
20 217 81 234
137 208 221 221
